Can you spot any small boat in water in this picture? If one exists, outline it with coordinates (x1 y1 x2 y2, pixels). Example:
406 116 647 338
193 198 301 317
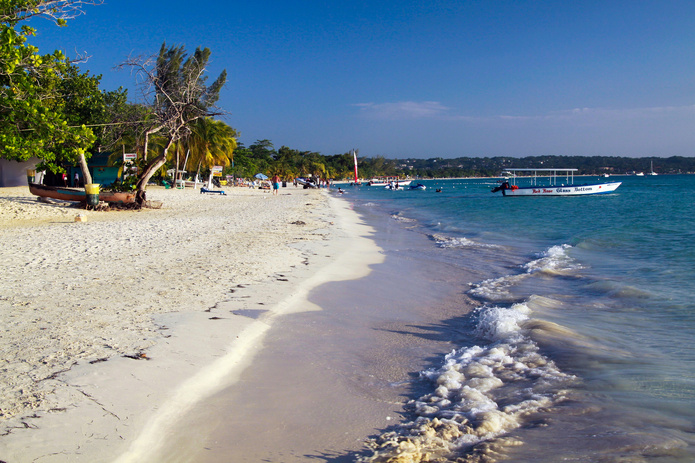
409 183 426 190
491 168 621 197
28 183 136 203
367 177 412 187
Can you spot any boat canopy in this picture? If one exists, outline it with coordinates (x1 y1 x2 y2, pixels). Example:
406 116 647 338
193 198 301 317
503 168 578 186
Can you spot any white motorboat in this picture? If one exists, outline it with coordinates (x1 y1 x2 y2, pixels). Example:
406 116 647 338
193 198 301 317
367 177 412 187
491 168 622 197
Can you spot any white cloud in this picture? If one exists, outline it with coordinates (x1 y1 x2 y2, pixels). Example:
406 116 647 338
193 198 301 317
552 104 695 120
475 104 695 124
355 100 695 124
354 101 450 119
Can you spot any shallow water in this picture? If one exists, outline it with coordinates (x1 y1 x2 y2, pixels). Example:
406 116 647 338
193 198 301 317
156 205 479 462
343 175 695 462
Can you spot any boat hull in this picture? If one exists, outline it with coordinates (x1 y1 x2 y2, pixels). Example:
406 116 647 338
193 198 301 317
367 179 412 186
501 182 622 196
29 183 136 203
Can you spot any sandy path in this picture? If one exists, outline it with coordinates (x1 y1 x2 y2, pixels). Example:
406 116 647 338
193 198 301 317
0 185 373 461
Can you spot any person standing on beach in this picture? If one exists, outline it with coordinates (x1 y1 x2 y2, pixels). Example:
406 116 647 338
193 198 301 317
271 174 280 196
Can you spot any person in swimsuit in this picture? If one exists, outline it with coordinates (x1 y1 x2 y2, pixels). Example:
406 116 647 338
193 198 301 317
271 175 280 195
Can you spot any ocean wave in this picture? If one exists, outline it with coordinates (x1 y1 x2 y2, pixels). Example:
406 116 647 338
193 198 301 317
469 245 579 301
391 214 417 223
428 233 500 250
586 280 655 300
523 244 581 274
474 302 530 343
468 274 527 302
360 302 576 462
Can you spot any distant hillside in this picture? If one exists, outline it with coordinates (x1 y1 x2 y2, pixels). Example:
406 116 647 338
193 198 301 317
226 142 695 181
366 155 695 179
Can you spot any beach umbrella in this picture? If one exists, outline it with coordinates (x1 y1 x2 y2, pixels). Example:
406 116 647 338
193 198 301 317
254 173 268 180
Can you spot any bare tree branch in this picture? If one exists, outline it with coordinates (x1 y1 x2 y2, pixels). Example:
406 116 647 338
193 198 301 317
1 1 105 25
116 44 227 206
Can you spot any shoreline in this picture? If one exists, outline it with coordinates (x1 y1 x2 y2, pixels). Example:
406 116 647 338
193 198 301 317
156 195 479 462
115 193 385 462
0 185 381 462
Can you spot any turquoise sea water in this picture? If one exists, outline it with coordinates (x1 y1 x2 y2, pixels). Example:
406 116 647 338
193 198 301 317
342 175 695 462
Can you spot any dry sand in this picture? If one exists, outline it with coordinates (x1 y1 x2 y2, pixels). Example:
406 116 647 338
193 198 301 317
0 185 382 462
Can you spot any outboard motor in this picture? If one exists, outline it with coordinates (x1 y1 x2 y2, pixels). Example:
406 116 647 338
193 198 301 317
491 181 510 193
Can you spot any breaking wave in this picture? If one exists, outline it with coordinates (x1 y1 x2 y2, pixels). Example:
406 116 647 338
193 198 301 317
392 214 417 223
429 233 501 250
522 244 579 274
360 300 576 462
468 245 580 301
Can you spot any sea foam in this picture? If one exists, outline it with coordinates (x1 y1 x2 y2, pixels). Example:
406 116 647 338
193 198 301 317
360 301 575 462
429 233 500 249
469 244 579 301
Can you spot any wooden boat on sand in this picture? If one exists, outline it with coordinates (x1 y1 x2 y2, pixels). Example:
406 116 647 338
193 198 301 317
29 183 136 204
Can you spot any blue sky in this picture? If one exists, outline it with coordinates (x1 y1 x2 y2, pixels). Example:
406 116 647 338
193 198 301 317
29 0 695 158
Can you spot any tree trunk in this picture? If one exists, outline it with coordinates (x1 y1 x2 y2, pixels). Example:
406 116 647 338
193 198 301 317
135 137 174 207
174 143 180 189
183 148 191 172
78 151 93 186
195 159 202 189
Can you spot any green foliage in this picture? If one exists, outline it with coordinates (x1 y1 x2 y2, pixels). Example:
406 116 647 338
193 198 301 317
105 174 137 192
120 42 228 202
0 0 101 171
149 43 227 138
226 143 695 181
102 157 147 192
58 63 130 152
388 155 695 177
186 117 237 169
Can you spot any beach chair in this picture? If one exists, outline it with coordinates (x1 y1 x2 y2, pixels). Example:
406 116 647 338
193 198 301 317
200 187 226 195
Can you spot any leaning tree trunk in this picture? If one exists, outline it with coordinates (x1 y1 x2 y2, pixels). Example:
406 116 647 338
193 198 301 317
135 137 174 207
77 151 93 186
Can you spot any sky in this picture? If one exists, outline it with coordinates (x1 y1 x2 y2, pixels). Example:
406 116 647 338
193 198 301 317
27 0 695 158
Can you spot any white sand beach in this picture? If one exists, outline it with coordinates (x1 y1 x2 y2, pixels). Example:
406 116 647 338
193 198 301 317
0 185 383 462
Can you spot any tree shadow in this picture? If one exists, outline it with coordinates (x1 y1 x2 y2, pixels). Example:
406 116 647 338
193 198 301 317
0 194 79 209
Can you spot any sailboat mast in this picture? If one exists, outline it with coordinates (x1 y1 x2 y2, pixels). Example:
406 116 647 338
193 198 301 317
353 149 359 183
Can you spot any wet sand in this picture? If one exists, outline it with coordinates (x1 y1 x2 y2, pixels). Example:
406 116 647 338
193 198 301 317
0 185 476 462
156 204 477 462
0 185 373 462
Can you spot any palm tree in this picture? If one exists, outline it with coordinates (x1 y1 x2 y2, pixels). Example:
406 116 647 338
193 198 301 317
310 161 326 180
184 118 238 183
